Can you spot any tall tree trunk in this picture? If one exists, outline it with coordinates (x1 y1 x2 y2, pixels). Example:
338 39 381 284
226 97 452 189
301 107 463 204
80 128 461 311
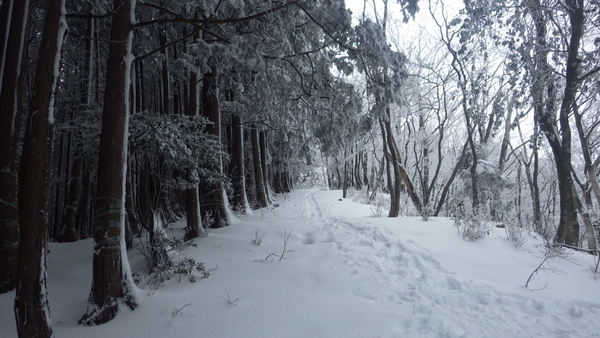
419 115 430 207
379 118 398 216
362 151 369 189
51 128 68 241
354 149 362 190
15 0 66 335
80 0 137 325
498 103 513 173
526 0 583 246
343 148 348 198
75 163 92 238
230 114 249 213
159 18 170 115
517 117 542 230
335 157 342 190
183 66 202 241
434 139 469 216
531 130 541 229
283 164 292 192
573 103 598 249
0 0 28 294
59 155 82 242
383 109 423 215
517 161 522 223
0 0 13 90
124 157 138 249
200 62 228 227
251 125 268 208
273 160 282 193
259 130 271 202
467 129 480 209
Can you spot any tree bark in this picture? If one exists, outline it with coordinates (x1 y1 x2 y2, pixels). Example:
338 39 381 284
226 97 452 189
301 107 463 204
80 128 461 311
59 155 82 243
160 17 170 115
343 148 348 198
379 118 399 216
0 0 13 90
15 0 66 335
251 125 268 208
335 157 342 189
184 187 202 240
0 0 28 294
183 65 202 240
498 103 513 173
76 163 92 238
259 130 271 202
434 139 469 216
230 114 248 213
80 0 137 325
526 0 583 246
573 103 598 249
381 108 423 216
200 62 228 227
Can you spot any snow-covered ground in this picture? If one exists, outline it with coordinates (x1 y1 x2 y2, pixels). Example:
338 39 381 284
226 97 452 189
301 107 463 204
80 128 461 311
2 189 600 337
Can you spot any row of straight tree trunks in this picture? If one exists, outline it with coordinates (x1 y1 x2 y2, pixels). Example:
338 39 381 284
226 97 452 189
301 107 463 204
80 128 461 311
5 1 284 244
0 0 306 332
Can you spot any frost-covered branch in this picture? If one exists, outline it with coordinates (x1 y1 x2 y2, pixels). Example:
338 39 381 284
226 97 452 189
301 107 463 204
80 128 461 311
135 0 300 28
294 2 354 52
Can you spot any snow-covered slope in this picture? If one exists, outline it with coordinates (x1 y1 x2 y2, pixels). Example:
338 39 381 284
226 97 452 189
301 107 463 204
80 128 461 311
2 189 599 337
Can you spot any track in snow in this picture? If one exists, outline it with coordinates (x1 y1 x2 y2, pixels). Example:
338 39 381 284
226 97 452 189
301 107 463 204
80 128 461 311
296 189 600 338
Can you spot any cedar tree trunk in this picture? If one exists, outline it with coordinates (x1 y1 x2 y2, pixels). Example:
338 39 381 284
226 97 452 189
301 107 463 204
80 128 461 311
15 0 66 336
80 0 137 325
0 0 28 294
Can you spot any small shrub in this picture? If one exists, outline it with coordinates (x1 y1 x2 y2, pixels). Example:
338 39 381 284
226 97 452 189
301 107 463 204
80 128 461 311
504 224 527 247
348 188 369 204
421 204 433 221
252 229 266 246
370 194 390 217
502 213 527 247
203 210 215 229
231 203 249 220
455 202 490 241
137 233 212 288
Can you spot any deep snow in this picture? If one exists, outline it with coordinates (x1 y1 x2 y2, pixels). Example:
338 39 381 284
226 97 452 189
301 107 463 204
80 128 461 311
2 189 600 337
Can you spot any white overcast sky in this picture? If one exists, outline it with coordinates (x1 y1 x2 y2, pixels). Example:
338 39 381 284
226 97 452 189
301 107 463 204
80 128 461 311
343 0 464 50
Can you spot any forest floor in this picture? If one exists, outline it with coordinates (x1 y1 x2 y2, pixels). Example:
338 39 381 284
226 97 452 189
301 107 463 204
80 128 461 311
2 188 600 337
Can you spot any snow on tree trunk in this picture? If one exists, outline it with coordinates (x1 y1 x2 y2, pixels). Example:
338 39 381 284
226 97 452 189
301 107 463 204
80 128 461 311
80 0 137 325
184 67 203 240
259 130 272 203
552 0 584 246
526 0 583 246
200 64 229 227
230 114 250 214
251 125 269 208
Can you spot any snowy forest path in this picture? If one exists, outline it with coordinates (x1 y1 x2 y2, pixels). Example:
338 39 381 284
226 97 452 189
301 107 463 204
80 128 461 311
292 189 600 337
